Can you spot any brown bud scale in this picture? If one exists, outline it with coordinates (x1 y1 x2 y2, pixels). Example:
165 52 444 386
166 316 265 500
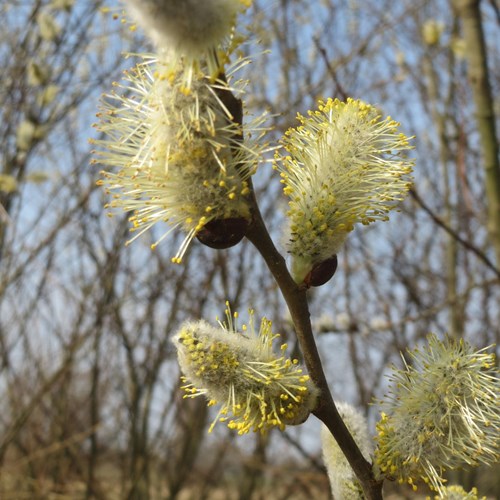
196 217 248 249
303 255 338 288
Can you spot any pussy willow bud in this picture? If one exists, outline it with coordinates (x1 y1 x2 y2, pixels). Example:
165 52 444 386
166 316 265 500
123 0 251 78
321 402 373 499
91 54 268 263
173 303 319 434
375 334 499 495
274 97 414 286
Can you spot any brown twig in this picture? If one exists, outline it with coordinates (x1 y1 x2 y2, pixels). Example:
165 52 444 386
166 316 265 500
245 191 384 500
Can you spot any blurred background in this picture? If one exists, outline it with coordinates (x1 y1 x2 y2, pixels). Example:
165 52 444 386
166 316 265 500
0 0 499 498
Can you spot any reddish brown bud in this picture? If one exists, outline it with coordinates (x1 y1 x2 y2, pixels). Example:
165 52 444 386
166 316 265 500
303 255 338 288
196 217 249 249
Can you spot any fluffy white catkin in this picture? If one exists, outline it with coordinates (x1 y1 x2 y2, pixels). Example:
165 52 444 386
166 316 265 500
321 402 373 500
123 0 248 56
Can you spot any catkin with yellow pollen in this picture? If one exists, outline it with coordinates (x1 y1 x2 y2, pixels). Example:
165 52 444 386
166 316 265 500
91 54 268 262
274 98 414 286
173 303 319 434
375 334 500 495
